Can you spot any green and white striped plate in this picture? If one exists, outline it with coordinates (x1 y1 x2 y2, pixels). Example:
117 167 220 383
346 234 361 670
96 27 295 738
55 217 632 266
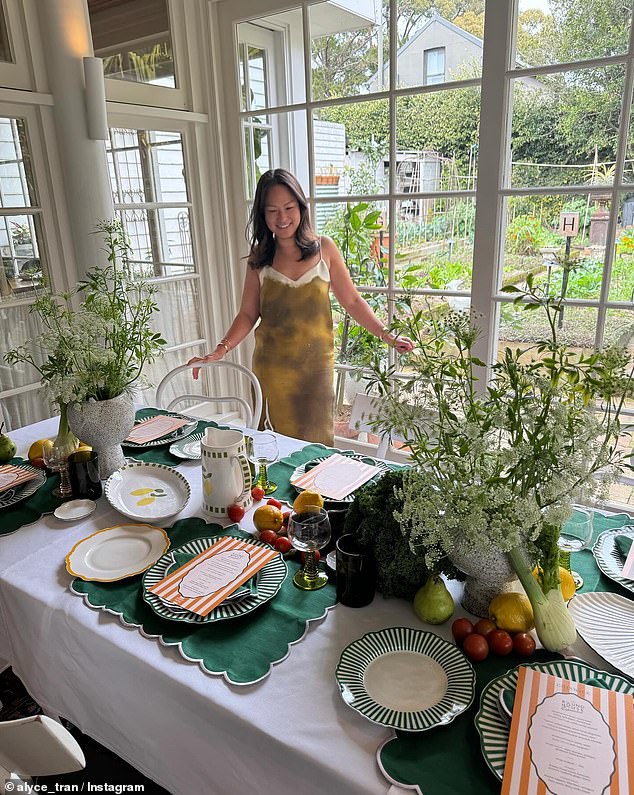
475 659 634 781
142 534 287 624
335 627 475 731
592 526 634 595
169 431 203 460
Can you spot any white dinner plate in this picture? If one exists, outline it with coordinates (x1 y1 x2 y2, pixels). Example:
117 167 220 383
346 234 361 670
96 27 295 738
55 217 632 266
54 499 96 522
104 462 191 523
568 591 634 678
66 523 171 582
335 627 475 731
474 659 634 781
592 527 634 594
123 412 198 449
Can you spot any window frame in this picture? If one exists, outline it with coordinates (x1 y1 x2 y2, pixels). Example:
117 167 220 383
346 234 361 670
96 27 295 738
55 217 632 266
423 46 446 86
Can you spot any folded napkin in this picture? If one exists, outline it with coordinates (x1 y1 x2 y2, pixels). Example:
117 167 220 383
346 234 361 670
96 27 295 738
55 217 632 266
614 534 633 561
125 415 190 445
170 550 258 599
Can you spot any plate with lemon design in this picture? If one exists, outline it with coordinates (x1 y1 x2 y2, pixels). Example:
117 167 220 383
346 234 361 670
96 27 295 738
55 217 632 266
104 462 190 523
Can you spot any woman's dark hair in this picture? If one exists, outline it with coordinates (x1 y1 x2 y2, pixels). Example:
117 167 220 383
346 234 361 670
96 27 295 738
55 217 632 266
247 169 319 268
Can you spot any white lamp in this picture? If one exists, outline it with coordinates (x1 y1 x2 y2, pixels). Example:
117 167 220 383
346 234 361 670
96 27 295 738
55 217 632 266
83 56 108 141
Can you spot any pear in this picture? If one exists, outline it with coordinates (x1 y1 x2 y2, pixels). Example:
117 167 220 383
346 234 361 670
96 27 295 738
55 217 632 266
413 575 454 625
0 422 16 464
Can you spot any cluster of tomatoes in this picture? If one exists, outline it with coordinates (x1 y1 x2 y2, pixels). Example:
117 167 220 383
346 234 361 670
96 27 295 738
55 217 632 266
451 617 536 663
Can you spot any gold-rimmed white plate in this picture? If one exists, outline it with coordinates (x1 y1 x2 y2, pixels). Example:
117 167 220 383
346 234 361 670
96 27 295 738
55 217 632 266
66 523 170 582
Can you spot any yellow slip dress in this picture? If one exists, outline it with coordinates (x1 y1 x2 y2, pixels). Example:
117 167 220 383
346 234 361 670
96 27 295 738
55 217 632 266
252 258 334 446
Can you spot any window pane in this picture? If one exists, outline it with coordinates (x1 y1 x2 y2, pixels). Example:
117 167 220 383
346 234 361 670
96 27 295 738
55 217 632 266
236 9 306 109
151 279 202 346
396 0 484 89
0 213 44 303
107 128 188 205
0 5 11 63
88 0 176 87
498 304 599 356
395 196 475 291
1 389 49 432
310 0 389 100
0 118 37 207
395 88 480 191
515 0 633 69
241 110 309 200
117 207 194 279
503 193 609 297
315 99 389 194
612 194 634 302
510 66 626 189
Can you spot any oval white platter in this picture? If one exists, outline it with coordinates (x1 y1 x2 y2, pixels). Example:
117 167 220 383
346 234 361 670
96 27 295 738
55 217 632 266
592 527 634 594
568 591 634 678
105 462 190 523
474 658 634 781
335 626 475 731
54 499 96 522
66 523 171 582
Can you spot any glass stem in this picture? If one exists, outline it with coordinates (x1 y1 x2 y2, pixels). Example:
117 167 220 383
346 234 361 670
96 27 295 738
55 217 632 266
258 463 269 490
559 549 572 572
58 464 73 499
304 549 318 580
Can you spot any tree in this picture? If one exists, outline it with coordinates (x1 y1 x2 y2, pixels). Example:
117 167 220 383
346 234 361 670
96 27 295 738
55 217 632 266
311 28 378 100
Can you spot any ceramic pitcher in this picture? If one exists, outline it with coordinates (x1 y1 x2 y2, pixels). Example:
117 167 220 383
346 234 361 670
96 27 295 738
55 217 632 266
200 428 252 517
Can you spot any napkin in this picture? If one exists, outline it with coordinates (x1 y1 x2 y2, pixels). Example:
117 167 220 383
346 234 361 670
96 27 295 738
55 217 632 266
0 464 39 495
614 535 633 561
170 551 258 599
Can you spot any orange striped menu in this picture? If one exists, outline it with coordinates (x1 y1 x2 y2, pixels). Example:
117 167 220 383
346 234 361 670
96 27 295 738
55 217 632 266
147 537 277 616
502 666 634 795
290 453 381 500
0 464 38 494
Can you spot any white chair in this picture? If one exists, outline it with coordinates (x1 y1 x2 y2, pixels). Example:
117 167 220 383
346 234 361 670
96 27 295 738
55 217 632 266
0 715 85 793
155 361 263 429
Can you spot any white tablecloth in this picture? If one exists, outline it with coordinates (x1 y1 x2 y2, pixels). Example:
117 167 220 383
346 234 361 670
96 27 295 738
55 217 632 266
0 417 619 795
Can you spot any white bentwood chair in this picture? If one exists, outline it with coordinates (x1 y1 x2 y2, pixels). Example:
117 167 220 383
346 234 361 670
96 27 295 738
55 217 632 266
155 360 263 429
0 714 86 793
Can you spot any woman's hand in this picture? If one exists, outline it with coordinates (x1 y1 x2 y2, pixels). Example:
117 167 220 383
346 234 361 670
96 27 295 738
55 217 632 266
187 346 225 380
387 334 415 353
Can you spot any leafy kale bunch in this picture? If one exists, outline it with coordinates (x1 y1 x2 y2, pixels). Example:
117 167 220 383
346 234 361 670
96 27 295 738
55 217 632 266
343 469 463 600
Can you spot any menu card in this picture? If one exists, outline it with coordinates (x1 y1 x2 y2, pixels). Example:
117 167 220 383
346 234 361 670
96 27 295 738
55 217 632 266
125 415 190 444
290 453 381 500
147 537 277 616
501 666 634 795
0 464 39 494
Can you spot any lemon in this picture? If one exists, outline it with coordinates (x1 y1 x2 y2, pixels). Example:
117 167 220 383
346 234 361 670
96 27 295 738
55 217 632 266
532 565 576 602
253 505 284 533
489 592 534 633
28 438 53 463
292 490 324 514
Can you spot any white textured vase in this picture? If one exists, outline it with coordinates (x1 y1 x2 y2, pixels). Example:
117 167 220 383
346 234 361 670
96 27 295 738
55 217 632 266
449 538 520 618
68 393 136 479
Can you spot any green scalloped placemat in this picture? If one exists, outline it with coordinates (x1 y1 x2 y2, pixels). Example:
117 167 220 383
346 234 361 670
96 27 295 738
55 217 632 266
71 517 336 685
0 457 62 537
575 511 633 598
377 649 561 795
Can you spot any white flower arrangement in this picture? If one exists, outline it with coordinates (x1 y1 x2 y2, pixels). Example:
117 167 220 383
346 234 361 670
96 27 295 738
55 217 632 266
5 219 166 405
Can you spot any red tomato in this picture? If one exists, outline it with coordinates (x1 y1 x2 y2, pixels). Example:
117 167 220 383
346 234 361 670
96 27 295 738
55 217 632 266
488 629 513 656
512 632 536 658
227 504 245 522
258 529 278 546
462 633 489 662
282 511 291 526
267 498 283 509
276 526 288 537
474 618 497 638
251 486 265 501
451 618 474 646
274 537 292 554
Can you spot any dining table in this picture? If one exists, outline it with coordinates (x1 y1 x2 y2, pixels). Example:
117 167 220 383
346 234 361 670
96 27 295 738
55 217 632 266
0 409 632 795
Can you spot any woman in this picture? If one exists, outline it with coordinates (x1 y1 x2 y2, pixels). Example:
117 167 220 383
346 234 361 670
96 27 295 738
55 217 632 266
188 168 414 446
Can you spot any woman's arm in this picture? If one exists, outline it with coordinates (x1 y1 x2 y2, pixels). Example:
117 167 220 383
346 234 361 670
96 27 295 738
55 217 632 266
187 266 261 378
323 236 414 353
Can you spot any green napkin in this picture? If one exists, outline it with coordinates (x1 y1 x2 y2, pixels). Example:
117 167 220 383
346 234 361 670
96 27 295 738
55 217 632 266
170 549 258 597
615 534 633 562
